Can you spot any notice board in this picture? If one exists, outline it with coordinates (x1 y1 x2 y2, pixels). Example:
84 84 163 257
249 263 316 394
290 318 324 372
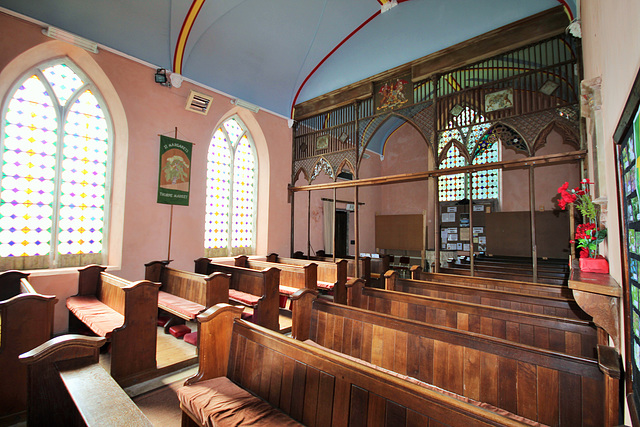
375 214 425 251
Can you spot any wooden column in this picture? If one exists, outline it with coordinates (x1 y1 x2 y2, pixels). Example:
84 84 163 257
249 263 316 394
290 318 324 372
354 100 360 278
332 187 336 262
529 166 538 282
432 75 440 273
290 187 295 257
307 191 311 257
354 186 360 278
468 176 474 276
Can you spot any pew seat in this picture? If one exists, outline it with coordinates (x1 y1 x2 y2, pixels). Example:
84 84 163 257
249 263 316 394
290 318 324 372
66 265 160 385
66 295 124 337
178 303 540 426
178 376 301 426
145 261 230 332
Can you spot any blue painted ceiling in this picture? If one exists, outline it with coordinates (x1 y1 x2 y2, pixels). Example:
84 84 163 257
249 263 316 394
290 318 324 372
0 0 575 121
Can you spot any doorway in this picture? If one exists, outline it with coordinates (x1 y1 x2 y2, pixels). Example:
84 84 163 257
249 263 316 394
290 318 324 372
335 210 348 258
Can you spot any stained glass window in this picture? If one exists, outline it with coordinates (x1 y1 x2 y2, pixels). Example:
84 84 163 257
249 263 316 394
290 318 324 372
205 117 257 255
438 106 499 201
0 61 110 269
438 144 467 201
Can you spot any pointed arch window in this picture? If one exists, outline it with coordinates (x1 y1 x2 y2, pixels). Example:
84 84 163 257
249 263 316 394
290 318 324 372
437 106 500 201
204 117 257 256
0 60 111 269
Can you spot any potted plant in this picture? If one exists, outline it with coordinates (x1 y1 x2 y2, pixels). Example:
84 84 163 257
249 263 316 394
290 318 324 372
557 179 608 273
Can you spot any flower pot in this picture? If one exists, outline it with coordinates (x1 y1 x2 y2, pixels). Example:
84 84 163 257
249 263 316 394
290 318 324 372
579 256 609 274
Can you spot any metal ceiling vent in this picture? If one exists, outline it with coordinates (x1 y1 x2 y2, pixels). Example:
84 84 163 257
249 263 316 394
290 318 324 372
185 90 213 115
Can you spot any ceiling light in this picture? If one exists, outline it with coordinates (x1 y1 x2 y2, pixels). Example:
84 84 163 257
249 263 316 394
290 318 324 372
42 26 98 53
231 98 260 113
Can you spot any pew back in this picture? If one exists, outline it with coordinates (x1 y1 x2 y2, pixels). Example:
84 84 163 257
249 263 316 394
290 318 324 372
267 254 347 303
0 271 57 420
195 260 280 331
414 268 572 298
145 261 229 308
348 280 597 358
386 272 589 321
236 256 317 291
20 335 153 427
185 304 534 426
309 299 607 425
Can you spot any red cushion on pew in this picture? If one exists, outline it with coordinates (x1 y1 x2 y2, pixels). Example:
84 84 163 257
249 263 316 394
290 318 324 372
157 315 171 327
184 331 198 346
279 295 288 309
317 281 334 290
229 289 260 306
66 296 124 338
158 291 205 320
169 324 191 338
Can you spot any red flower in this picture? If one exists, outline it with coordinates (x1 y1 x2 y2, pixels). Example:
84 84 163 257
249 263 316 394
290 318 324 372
558 182 569 193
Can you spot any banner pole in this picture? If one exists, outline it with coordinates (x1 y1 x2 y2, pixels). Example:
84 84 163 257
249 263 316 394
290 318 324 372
167 127 177 260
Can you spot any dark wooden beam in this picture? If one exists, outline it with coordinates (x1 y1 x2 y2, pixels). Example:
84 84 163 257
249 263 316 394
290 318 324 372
291 150 586 192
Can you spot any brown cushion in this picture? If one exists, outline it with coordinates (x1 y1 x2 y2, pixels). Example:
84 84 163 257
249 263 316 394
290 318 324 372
177 377 302 426
158 291 205 320
66 296 124 338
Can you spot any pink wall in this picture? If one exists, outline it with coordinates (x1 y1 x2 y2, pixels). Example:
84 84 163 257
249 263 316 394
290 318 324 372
0 12 292 333
501 129 581 212
378 124 435 248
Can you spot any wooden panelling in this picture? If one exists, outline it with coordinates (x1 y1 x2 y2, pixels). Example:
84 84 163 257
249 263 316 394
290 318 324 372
310 300 606 425
355 286 596 357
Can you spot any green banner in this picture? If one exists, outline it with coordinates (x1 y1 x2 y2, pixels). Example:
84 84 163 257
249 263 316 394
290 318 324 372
157 135 193 206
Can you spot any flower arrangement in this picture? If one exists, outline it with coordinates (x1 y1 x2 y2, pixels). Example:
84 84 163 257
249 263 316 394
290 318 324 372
557 179 607 259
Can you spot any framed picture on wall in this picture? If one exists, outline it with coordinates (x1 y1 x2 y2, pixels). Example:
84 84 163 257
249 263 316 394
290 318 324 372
485 88 514 112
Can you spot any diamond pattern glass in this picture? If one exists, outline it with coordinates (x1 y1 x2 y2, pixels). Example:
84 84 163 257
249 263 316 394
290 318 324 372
438 145 466 201
0 61 110 263
232 135 256 248
205 128 232 249
58 90 108 254
205 118 256 252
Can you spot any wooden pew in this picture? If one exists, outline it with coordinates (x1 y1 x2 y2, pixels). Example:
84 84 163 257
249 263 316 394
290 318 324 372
19 334 153 427
309 298 615 426
309 254 372 284
0 271 57 422
177 303 537 426
440 265 567 286
346 278 597 358
386 270 589 321
144 260 230 332
234 255 317 299
194 258 280 331
413 266 573 298
66 265 160 385
267 253 348 304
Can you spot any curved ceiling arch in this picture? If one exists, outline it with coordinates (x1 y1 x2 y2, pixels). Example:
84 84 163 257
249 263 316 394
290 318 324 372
0 0 577 118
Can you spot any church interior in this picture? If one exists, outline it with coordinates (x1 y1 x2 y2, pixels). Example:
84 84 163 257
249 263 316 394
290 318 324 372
1 0 640 425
